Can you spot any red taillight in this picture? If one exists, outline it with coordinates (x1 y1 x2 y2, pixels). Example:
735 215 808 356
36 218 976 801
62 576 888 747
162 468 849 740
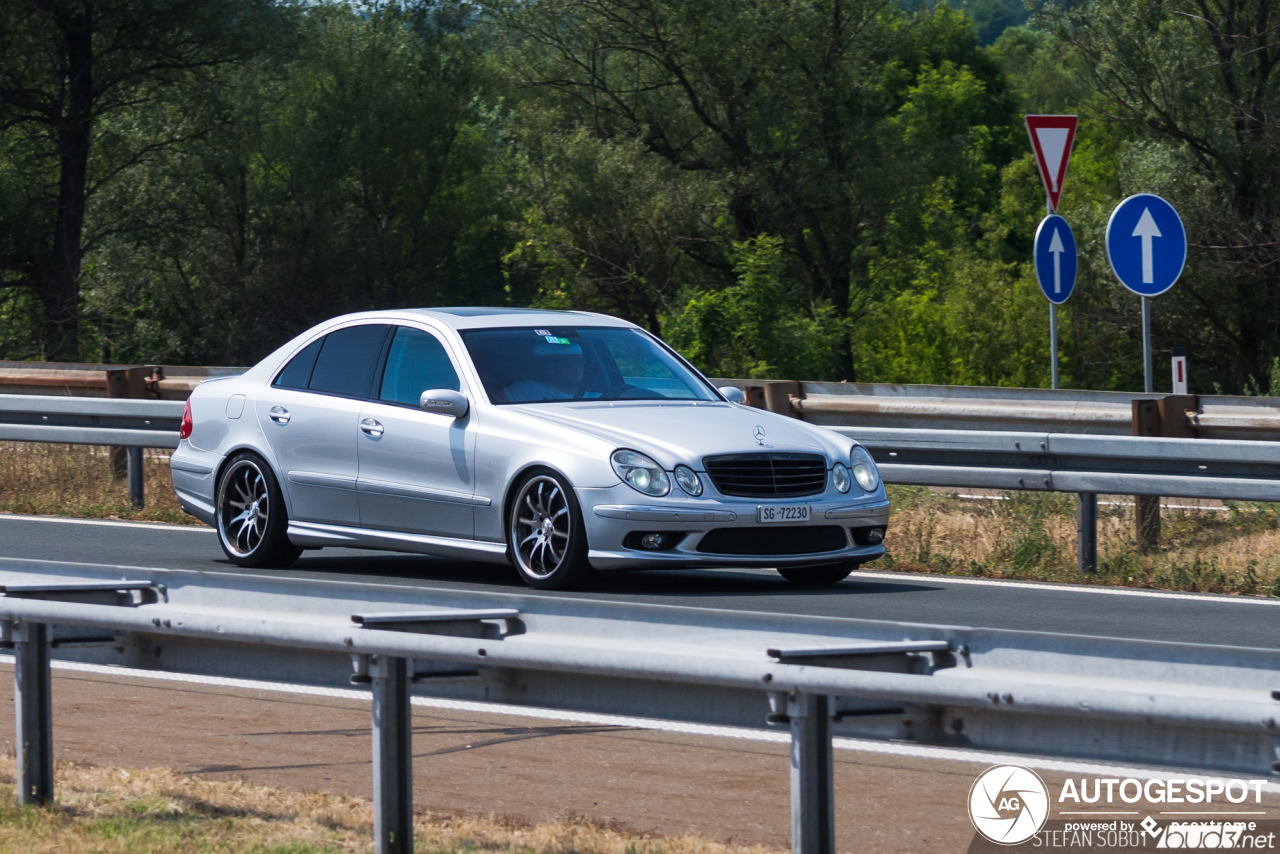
179 399 193 440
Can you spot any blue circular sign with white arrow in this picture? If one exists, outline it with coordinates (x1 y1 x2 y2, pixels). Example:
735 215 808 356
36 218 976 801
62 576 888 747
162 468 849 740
1105 193 1186 297
1034 214 1077 305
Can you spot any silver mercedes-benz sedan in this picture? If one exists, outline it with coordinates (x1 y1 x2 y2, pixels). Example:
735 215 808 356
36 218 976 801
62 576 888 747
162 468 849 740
170 308 889 589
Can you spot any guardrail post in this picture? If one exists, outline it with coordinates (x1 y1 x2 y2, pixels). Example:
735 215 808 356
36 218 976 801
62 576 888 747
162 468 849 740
106 367 150 482
1131 400 1161 552
789 692 835 854
1076 493 1097 574
127 447 145 508
13 621 53 806
764 382 800 417
371 655 413 854
742 382 801 417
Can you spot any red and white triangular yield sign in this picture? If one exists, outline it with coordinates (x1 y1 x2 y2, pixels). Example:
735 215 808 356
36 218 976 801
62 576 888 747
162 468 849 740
1025 115 1078 212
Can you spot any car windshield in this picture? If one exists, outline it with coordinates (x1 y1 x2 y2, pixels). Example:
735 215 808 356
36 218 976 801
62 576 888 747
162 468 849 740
461 327 719 404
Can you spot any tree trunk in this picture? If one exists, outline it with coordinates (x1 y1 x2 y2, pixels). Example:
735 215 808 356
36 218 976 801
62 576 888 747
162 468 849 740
39 8 94 361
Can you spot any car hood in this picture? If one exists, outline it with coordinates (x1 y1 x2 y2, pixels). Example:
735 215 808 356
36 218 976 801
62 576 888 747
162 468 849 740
510 401 851 469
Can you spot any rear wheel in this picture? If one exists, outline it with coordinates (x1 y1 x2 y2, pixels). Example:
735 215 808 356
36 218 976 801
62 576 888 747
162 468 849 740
508 471 595 590
215 452 301 568
777 562 857 585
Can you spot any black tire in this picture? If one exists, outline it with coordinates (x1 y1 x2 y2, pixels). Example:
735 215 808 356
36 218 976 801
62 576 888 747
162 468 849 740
215 452 302 568
777 562 858 585
508 470 595 590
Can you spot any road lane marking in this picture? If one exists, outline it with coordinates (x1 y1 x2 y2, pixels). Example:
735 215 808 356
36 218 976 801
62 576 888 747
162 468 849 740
0 514 211 532
849 569 1280 606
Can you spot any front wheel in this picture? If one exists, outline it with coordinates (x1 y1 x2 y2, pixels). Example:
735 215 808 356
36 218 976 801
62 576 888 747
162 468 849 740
215 452 301 568
777 562 857 585
508 471 595 590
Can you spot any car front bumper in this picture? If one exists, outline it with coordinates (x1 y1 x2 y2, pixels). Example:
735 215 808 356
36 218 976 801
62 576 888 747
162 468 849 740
576 484 889 570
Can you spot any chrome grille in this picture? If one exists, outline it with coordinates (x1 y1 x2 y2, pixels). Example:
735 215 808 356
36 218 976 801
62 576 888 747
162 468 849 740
702 453 827 498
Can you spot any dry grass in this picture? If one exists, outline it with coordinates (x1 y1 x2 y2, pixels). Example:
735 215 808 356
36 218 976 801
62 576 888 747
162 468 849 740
0 442 193 524
0 756 784 854
883 485 1280 596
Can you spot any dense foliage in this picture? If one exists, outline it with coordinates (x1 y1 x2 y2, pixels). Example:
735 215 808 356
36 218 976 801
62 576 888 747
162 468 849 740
0 0 1275 394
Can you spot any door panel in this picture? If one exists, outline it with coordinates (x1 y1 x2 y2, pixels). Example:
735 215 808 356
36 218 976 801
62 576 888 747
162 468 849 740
257 389 364 525
357 326 478 538
357 402 478 537
256 323 391 526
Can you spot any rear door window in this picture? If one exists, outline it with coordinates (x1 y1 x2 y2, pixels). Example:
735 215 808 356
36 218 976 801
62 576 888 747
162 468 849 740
274 337 324 390
307 324 392 398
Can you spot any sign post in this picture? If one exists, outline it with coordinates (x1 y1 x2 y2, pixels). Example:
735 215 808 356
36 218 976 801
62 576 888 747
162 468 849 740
1026 115 1078 390
1027 115 1095 572
1107 194 1187 555
1034 214 1077 389
1105 194 1187 392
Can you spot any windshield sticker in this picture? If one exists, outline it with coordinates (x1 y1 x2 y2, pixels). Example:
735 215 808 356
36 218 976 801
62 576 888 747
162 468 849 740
534 329 551 336
544 336 572 344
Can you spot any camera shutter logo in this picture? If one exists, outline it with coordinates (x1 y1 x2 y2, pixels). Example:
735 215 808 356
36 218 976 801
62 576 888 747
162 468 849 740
968 765 1050 845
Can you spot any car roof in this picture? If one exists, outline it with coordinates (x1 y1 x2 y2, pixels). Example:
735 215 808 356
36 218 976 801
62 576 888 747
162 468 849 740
338 307 639 331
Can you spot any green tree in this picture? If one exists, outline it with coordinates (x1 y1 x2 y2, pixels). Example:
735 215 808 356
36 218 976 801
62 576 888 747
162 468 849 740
666 235 846 379
495 0 1019 379
0 0 281 359
1041 0 1280 392
83 1 510 365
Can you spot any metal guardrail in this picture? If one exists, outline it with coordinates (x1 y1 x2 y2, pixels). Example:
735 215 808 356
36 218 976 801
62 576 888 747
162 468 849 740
847 427 1280 502
0 393 185 508
715 379 1280 441
0 563 1277 854
4 390 1280 511
0 394 184 447
0 361 242 399
3 359 1278 436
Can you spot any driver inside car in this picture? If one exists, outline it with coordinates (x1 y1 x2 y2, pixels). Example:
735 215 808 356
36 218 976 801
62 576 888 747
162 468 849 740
504 341 585 402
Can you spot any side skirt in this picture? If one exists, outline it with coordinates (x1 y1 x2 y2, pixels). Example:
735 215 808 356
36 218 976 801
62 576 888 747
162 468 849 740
287 521 511 565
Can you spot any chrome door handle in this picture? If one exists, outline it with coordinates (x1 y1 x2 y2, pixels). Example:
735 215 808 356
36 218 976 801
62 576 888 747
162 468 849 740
360 418 384 437
269 406 291 424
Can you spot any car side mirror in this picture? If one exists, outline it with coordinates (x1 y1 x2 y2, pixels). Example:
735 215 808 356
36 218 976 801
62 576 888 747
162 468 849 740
718 386 746 404
420 389 469 418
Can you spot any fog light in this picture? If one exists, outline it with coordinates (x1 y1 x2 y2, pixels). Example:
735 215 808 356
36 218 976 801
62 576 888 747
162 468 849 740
640 533 666 550
865 528 884 544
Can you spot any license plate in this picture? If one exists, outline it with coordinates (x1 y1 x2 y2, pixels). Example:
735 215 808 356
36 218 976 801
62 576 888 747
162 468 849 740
757 504 810 524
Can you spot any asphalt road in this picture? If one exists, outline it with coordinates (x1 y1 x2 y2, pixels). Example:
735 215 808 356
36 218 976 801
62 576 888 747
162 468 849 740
2 514 1277 649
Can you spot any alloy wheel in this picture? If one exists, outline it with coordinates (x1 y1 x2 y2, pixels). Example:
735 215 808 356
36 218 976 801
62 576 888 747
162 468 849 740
218 459 270 558
511 475 572 578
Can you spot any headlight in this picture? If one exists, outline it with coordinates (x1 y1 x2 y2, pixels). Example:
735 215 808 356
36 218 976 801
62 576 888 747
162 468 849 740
831 462 851 493
612 449 670 497
850 445 880 492
674 465 703 496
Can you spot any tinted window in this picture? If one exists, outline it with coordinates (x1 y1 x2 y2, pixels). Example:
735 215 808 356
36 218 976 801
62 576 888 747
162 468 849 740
308 325 391 398
274 338 323 389
379 327 460 406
